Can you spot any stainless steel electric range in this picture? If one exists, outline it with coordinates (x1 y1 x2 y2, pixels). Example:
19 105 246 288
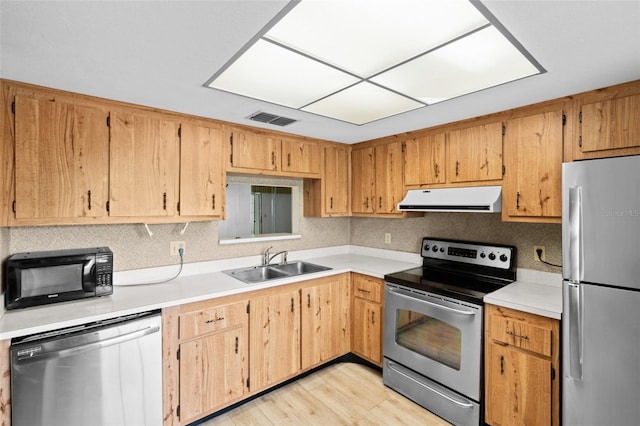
383 237 516 426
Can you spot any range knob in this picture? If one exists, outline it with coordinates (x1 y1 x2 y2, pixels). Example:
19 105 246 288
424 244 430 252
480 252 486 259
500 254 508 262
440 247 445 253
432 245 438 252
488 252 496 261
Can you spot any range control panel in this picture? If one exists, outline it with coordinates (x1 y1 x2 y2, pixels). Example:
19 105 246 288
421 238 515 270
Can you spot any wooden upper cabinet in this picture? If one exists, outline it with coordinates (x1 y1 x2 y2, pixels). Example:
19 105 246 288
109 111 179 217
351 146 376 214
14 95 109 219
179 123 225 217
404 133 446 186
503 109 563 222
375 141 404 214
281 138 320 174
580 93 640 154
324 145 350 215
230 128 280 171
447 122 503 183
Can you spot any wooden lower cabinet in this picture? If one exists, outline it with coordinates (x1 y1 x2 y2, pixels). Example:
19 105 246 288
351 273 384 366
484 304 560 426
301 274 351 370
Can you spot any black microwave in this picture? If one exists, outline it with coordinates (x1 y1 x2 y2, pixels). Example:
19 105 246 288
5 247 113 310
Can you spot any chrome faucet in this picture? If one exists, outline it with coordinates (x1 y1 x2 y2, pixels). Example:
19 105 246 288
263 246 288 265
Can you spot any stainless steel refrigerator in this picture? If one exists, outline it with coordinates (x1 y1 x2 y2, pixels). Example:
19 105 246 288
562 155 640 426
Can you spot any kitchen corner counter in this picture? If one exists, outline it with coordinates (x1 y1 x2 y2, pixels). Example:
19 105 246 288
0 246 420 341
484 269 562 319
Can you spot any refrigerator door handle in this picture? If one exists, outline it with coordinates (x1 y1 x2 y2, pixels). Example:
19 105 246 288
567 282 583 380
568 186 583 283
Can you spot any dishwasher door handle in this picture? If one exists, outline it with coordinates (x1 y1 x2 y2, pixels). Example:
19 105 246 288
16 324 160 363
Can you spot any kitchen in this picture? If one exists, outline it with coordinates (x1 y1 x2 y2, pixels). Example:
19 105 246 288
0 1 639 426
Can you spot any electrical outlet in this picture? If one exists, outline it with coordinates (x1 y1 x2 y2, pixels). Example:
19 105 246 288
170 241 186 256
384 233 391 244
534 245 546 262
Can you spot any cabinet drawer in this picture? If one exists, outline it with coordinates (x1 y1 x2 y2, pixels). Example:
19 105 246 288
180 301 246 340
489 314 552 357
352 274 383 303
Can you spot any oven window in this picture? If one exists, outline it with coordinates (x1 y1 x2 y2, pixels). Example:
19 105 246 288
21 265 83 297
395 309 462 370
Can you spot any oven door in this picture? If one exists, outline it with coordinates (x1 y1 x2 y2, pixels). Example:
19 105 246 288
383 283 483 401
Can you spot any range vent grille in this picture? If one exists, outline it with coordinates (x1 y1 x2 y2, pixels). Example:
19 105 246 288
248 111 297 127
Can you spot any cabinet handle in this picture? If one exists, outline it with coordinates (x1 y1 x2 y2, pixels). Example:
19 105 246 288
307 293 311 308
379 197 382 209
365 197 369 208
455 160 460 176
271 151 276 166
163 192 167 210
87 190 92 210
287 153 291 167
516 192 521 210
291 298 294 313
205 316 225 324
235 336 239 354
500 355 504 375
435 163 439 178
371 311 375 324
506 330 529 340
330 197 333 209
212 194 216 210
357 288 371 294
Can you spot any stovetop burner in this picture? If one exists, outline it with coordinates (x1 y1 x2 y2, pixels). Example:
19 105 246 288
384 238 517 304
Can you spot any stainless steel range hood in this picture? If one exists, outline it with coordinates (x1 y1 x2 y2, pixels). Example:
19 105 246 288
397 186 502 213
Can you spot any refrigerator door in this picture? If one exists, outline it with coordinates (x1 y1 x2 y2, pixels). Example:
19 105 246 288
562 155 640 289
562 281 640 426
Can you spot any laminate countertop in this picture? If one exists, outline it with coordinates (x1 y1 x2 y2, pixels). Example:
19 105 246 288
0 245 563 340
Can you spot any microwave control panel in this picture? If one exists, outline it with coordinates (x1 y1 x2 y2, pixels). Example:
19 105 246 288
95 251 113 295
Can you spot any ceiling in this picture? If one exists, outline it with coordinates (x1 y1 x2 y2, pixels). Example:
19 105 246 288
1 0 639 144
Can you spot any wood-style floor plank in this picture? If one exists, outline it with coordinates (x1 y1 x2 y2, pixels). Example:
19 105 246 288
200 362 451 425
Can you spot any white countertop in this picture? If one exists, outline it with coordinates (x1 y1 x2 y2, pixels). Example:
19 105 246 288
484 269 563 320
0 246 421 341
0 246 564 340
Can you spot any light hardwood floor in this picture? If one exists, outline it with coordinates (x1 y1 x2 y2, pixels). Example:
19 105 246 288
200 362 451 425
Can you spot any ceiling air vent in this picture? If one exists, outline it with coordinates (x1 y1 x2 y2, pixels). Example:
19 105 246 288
248 111 297 127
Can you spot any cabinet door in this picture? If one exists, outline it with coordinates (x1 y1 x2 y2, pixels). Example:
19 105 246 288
404 134 446 186
351 147 375 214
375 142 404 214
504 110 563 219
281 138 320 174
486 342 551 426
230 129 280 171
324 145 350 214
179 327 248 423
109 111 179 216
580 93 640 153
447 122 503 183
352 298 382 365
249 289 301 392
301 275 350 370
179 123 224 217
14 96 109 219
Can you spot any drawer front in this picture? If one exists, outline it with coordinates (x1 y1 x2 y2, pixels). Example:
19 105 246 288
180 301 246 340
352 274 383 303
490 314 552 357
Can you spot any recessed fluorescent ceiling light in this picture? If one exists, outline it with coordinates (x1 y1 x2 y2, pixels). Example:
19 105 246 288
205 0 544 126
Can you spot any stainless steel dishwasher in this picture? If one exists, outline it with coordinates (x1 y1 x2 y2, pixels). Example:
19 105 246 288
10 310 162 426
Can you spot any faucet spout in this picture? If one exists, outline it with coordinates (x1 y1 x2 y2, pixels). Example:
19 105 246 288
266 250 288 265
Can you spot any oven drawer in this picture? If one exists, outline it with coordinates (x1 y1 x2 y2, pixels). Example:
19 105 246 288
488 308 553 357
179 301 247 340
352 273 383 303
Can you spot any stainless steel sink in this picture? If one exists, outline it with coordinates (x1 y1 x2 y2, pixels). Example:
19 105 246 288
271 261 331 275
223 261 331 284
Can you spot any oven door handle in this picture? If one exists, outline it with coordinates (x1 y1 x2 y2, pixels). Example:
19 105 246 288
386 361 475 408
388 289 477 316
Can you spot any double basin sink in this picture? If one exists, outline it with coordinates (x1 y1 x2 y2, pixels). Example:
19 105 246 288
223 261 332 284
